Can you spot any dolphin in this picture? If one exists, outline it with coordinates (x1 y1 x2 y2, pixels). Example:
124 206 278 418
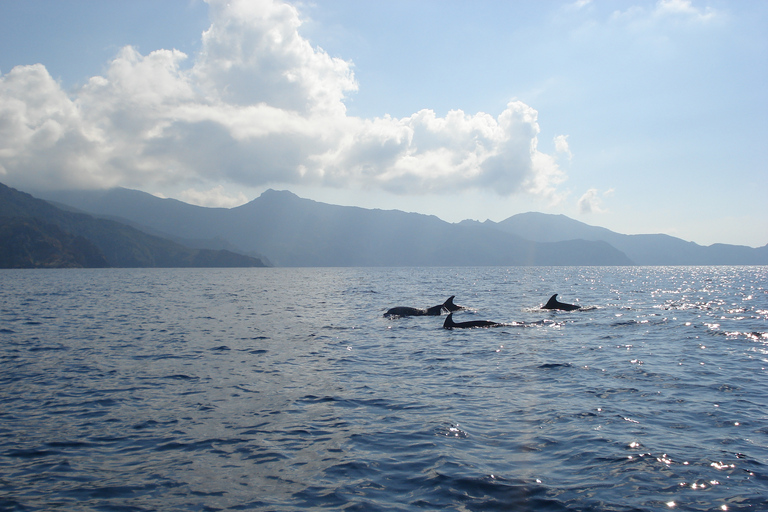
384 295 464 317
542 294 580 311
443 313 503 329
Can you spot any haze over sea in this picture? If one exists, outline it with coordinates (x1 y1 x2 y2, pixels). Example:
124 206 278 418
1 266 767 511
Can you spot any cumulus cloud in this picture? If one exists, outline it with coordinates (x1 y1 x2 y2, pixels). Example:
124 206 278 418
193 0 357 115
578 188 613 214
554 134 572 160
0 0 566 202
578 189 600 214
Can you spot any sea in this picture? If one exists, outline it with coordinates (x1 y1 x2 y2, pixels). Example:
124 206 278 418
1 266 766 511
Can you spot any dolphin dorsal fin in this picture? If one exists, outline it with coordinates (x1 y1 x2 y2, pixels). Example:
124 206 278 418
544 294 559 308
444 295 456 307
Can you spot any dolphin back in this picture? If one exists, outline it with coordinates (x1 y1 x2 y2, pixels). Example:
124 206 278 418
424 304 447 316
443 313 501 329
385 296 466 318
384 306 425 317
543 294 580 311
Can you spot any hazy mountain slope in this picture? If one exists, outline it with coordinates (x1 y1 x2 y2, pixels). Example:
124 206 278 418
239 191 627 266
490 212 768 265
39 188 633 267
0 183 267 268
39 186 768 266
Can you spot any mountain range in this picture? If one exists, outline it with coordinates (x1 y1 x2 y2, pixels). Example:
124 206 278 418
0 182 266 268
27 184 767 267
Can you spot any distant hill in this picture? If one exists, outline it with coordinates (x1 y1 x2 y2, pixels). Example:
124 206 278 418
484 212 768 266
0 183 267 268
35 185 767 267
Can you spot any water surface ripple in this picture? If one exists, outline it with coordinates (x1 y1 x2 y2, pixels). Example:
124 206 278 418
1 266 766 511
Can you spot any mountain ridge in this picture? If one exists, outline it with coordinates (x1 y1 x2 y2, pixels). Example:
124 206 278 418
488 211 768 265
0 182 267 268
34 186 631 266
33 185 768 266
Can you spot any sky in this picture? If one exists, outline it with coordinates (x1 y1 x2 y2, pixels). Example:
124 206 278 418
1 0 766 247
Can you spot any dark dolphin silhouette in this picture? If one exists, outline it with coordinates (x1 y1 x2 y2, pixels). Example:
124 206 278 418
443 313 503 329
542 294 580 311
384 295 464 317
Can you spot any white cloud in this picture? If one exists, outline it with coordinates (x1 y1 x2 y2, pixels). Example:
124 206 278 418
0 64 107 190
0 0 567 202
194 0 357 115
180 185 249 208
554 134 572 159
653 0 716 22
577 188 610 214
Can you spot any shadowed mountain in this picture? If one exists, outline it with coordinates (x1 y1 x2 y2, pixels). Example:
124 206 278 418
0 217 109 268
0 182 267 268
38 188 633 267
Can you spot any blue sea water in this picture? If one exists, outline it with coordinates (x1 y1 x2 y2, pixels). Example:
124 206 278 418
0 266 766 511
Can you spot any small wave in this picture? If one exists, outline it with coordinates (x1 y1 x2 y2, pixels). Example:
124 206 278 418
154 438 235 453
538 363 573 370
514 319 557 327
321 325 358 330
610 317 670 328
45 440 94 449
27 345 67 352
242 450 290 463
131 419 178 430
297 394 338 404
133 353 184 360
233 385 260 394
162 374 197 380
434 422 469 438
489 319 562 328
342 288 378 294
407 471 566 511
5 448 59 458
586 387 640 399
725 331 768 342
657 300 729 312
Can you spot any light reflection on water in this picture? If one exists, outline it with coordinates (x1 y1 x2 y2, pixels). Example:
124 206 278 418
0 266 766 511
